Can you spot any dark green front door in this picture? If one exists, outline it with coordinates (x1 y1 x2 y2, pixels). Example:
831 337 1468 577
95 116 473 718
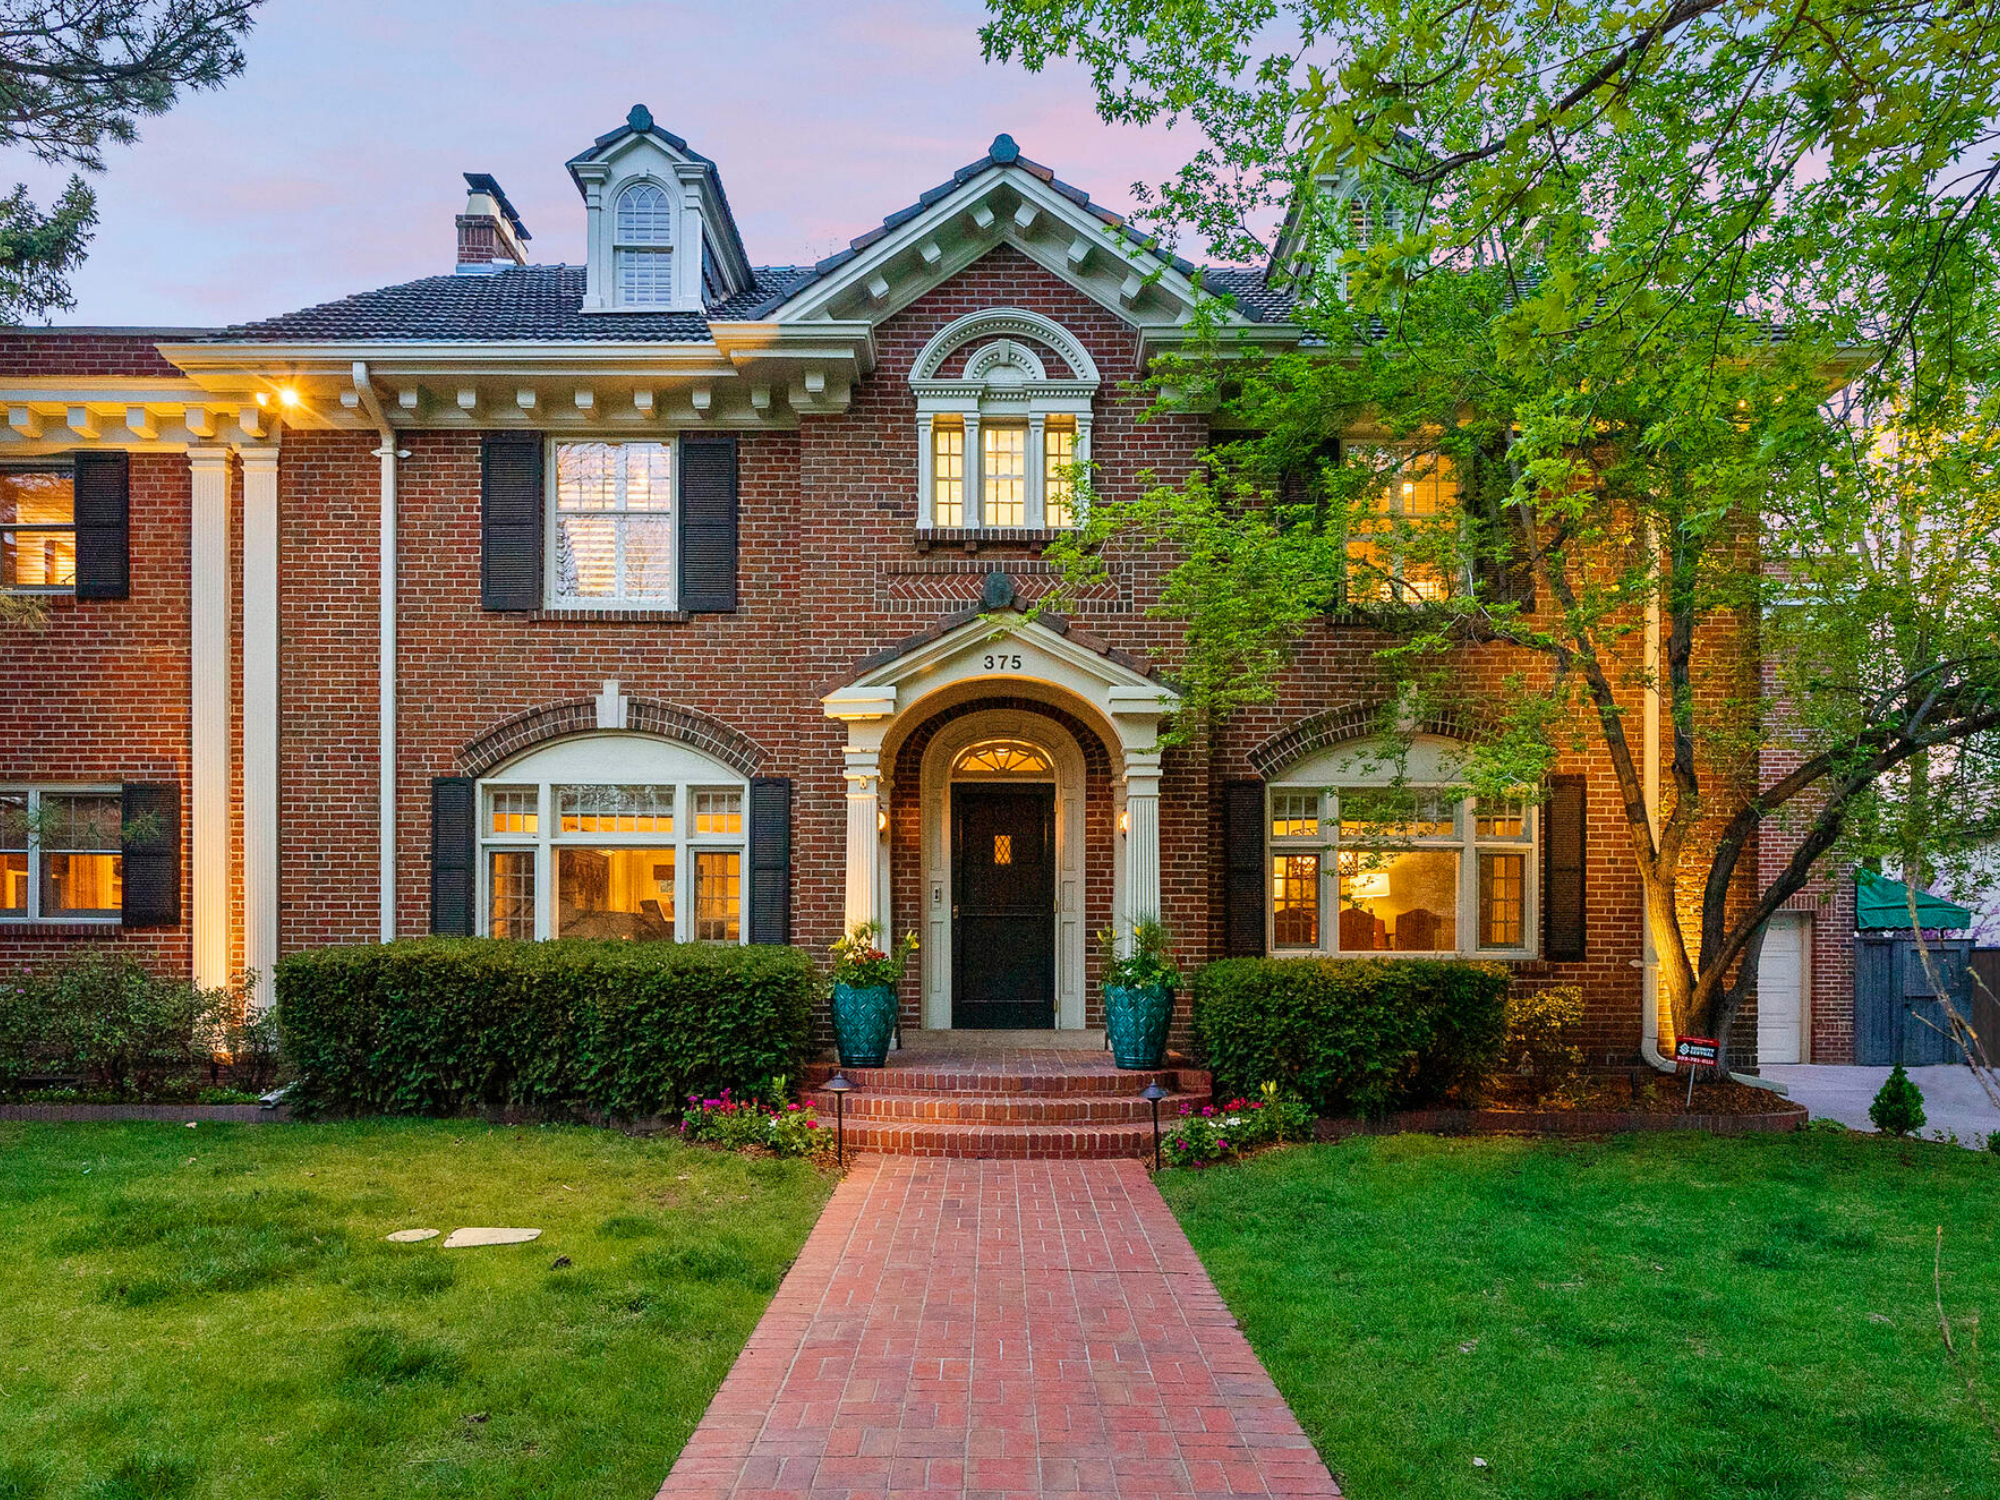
951 783 1056 1029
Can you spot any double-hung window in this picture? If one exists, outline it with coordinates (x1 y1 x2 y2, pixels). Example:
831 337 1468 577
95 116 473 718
550 440 676 608
0 787 122 923
477 779 745 943
614 182 675 308
1 466 77 594
925 416 1085 530
1344 446 1459 605
1267 785 1535 956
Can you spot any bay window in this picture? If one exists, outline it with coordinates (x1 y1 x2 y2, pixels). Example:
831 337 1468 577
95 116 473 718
1267 783 1534 956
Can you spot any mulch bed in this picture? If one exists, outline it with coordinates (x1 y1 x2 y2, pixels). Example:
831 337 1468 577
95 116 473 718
1314 1074 1809 1140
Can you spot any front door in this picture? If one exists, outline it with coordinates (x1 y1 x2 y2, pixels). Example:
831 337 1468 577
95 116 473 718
951 783 1056 1028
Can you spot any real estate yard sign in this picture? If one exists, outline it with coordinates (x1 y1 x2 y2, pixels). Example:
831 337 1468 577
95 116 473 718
1676 1036 1720 1108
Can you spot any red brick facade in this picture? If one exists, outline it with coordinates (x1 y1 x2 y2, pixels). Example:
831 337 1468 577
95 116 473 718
0 239 1777 1066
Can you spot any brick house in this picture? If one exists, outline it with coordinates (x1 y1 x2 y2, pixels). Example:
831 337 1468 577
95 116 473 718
0 110 1717 1066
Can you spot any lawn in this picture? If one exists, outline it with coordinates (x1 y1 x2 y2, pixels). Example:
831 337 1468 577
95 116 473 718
1162 1130 2000 1500
0 1119 834 1500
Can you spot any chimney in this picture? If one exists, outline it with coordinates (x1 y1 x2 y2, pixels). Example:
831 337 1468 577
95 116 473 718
456 172 531 272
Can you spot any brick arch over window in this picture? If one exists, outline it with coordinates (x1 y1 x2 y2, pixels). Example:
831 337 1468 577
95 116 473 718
1247 701 1490 779
457 698 767 778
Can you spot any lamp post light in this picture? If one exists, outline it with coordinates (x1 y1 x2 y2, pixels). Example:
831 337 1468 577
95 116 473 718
823 1073 854 1167
1141 1081 1169 1171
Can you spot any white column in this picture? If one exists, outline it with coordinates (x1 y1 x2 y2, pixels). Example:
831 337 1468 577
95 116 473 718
843 746 883 934
240 445 281 1011
376 436 399 941
963 413 982 529
915 412 935 528
1027 413 1047 529
187 447 232 992
1122 748 1163 941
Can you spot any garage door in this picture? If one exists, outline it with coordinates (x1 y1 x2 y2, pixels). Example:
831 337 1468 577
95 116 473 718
1757 912 1809 1064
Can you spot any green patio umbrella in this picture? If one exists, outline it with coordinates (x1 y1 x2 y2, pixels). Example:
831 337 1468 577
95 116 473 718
1854 867 1973 931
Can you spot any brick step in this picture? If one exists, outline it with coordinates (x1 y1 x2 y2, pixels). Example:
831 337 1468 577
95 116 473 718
801 1061 1207 1096
824 1117 1165 1160
804 1087 1203 1125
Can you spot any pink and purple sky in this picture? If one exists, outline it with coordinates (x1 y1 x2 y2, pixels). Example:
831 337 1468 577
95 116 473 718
11 0 1205 330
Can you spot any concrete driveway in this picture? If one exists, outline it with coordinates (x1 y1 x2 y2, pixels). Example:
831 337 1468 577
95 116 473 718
1763 1064 2000 1149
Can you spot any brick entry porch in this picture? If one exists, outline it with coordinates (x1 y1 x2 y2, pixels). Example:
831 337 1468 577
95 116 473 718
803 1033 1211 1160
655 1156 1342 1500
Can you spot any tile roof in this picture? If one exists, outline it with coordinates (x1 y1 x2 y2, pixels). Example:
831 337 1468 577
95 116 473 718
203 264 819 343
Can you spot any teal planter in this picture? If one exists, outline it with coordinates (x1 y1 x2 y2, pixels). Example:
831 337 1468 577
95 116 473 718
1104 982 1173 1070
832 981 897 1068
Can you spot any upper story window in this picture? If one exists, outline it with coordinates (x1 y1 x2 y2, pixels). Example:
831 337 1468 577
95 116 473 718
478 735 747 944
1345 446 1460 605
910 309 1101 532
2 466 76 594
614 183 675 307
1 787 121 923
549 440 676 609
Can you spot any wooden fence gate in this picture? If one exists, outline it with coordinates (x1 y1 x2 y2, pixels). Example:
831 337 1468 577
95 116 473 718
1853 936 1974 1065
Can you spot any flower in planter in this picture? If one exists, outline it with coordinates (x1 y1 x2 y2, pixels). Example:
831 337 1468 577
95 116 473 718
830 921 919 988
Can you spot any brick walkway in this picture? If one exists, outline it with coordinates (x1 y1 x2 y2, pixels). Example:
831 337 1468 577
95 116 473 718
656 1157 1341 1500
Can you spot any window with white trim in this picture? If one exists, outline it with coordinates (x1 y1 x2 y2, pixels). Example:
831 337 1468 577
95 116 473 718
478 774 746 944
614 182 675 308
1344 446 1460 605
0 787 121 923
549 440 676 608
2 466 76 594
1267 784 1534 956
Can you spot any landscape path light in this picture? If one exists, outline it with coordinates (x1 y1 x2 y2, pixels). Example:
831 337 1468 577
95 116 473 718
1141 1081 1169 1171
823 1073 855 1166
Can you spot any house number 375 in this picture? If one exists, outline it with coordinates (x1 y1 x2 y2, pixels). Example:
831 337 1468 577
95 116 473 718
982 653 1024 671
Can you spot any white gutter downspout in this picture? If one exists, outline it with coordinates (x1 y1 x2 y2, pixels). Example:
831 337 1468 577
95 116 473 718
352 362 404 943
1640 527 1675 1074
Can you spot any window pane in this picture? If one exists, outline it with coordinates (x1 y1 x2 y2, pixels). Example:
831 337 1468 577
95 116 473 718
1270 791 1319 840
556 848 676 940
622 444 674 512
0 792 25 853
557 785 674 835
44 793 121 851
487 850 536 939
487 789 538 836
693 788 742 835
932 421 964 527
695 850 740 941
0 469 74 528
982 424 1026 527
555 443 616 511
1339 788 1456 840
1476 800 1526 839
1272 853 1319 948
42 853 120 917
1480 852 1526 948
621 516 676 598
3 528 77 589
615 183 674 244
1044 420 1077 528
556 515 617 598
1 852 26 913
1339 849 1458 952
616 247 674 305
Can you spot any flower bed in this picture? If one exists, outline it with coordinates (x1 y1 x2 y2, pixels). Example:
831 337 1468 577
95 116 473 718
1160 1084 1315 1169
680 1088 836 1159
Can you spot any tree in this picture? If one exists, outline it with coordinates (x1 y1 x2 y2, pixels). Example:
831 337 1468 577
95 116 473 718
985 0 2000 1074
0 0 264 320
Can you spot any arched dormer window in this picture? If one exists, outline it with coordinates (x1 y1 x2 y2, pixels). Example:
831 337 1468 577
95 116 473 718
910 309 1100 532
614 182 675 307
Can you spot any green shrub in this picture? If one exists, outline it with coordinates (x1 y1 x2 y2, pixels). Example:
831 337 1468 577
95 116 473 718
1192 956 1510 1116
1868 1063 1927 1137
275 938 818 1120
0 952 243 1100
1504 984 1588 1103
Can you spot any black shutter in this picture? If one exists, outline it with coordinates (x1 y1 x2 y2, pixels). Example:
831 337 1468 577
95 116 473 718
119 782 179 927
1222 779 1268 957
1542 774 1587 961
74 451 131 599
481 433 543 611
680 437 739 612
748 777 792 944
430 776 476 936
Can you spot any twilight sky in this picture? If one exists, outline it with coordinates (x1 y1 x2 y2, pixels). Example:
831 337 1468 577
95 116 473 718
10 0 1207 330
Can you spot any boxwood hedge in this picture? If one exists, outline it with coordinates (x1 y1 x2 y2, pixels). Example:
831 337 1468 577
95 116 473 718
1192 957 1510 1117
276 938 818 1120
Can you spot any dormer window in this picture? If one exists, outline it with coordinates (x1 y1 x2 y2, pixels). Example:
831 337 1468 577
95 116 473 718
614 183 675 307
910 309 1100 532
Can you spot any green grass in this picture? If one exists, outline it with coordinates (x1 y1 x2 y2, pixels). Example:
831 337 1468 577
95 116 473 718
1161 1130 2000 1500
0 1119 834 1500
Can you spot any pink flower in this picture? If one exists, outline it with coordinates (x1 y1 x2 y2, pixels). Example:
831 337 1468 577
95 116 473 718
805 1119 820 1129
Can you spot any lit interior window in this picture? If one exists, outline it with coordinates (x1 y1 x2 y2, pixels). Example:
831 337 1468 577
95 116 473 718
1480 852 1526 948
932 421 965 527
1272 853 1320 948
1338 849 1459 952
1 468 77 592
955 740 1052 776
695 850 740 941
1044 419 1077 528
1270 791 1320 840
558 784 675 835
693 788 742 834
1346 448 1457 605
982 424 1026 527
558 848 675 939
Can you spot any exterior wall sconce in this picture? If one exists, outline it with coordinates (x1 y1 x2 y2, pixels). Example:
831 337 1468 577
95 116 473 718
877 809 889 835
1119 808 1130 834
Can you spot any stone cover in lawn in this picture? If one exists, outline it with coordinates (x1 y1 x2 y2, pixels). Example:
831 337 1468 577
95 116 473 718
442 1227 541 1248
